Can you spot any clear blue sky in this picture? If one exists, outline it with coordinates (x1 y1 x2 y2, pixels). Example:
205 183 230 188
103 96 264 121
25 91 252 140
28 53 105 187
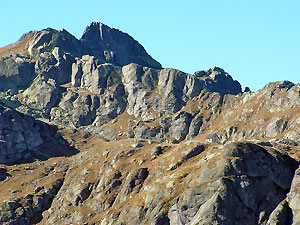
1 0 299 91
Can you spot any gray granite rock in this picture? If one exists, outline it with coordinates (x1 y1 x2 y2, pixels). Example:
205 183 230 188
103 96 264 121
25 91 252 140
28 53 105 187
22 76 62 112
170 111 193 141
51 91 100 127
0 105 76 164
28 28 82 58
187 114 203 139
168 142 297 225
80 22 162 69
287 165 300 224
265 117 287 137
0 56 35 92
72 55 122 94
194 66 242 95
122 63 159 120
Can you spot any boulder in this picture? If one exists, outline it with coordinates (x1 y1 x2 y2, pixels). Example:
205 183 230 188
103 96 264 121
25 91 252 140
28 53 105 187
22 76 63 112
0 168 10 182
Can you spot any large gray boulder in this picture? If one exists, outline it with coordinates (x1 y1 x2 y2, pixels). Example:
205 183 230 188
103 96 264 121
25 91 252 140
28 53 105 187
22 76 63 112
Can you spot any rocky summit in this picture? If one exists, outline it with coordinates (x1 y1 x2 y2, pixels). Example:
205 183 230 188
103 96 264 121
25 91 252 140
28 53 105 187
0 22 299 225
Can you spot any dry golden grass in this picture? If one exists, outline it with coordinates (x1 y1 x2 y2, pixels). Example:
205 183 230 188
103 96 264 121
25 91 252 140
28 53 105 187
0 32 35 57
0 157 67 203
60 82 72 88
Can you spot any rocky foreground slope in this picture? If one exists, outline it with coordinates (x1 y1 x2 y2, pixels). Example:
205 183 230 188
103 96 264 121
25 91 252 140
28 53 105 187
0 22 300 224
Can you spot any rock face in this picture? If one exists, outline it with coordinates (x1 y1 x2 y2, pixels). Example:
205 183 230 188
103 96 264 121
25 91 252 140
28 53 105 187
1 22 300 225
22 76 63 112
27 28 82 58
168 142 297 225
0 105 76 165
72 55 122 94
0 22 244 134
287 165 300 224
194 66 242 95
0 55 35 91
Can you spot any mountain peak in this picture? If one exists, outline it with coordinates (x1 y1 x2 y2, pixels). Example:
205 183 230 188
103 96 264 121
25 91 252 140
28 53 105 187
0 22 162 69
80 22 162 68
81 22 110 41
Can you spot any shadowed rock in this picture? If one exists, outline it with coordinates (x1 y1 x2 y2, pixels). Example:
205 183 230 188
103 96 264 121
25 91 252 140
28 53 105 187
0 105 78 165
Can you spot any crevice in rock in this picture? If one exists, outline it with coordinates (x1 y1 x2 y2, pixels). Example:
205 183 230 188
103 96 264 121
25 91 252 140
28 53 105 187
266 199 294 225
31 176 66 224
169 144 205 171
152 211 170 225
286 202 293 225
224 177 256 214
75 182 94 206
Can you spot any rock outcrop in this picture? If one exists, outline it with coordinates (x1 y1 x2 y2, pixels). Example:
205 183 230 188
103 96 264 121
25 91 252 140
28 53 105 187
80 22 162 69
287 165 300 224
3 22 162 70
0 105 76 165
22 76 63 113
0 55 35 91
27 28 82 58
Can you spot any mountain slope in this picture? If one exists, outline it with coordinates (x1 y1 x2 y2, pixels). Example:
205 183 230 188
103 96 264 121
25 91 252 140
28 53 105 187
0 22 300 225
